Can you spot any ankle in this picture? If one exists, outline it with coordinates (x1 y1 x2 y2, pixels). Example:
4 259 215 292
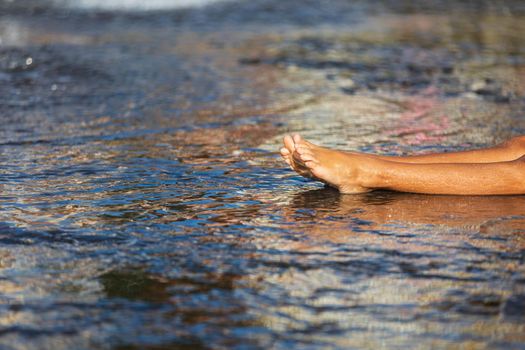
356 155 385 190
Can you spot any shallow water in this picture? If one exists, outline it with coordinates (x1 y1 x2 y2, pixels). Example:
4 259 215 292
0 1 524 349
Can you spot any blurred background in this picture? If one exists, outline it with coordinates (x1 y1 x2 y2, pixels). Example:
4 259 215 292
0 1 524 349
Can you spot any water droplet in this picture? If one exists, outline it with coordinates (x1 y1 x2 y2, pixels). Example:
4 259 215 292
51 84 58 91
25 57 33 65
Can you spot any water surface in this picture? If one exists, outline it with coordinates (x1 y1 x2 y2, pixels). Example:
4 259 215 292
0 1 524 349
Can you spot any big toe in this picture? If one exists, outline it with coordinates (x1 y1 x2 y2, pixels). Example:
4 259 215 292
295 136 318 150
283 135 296 153
292 134 303 144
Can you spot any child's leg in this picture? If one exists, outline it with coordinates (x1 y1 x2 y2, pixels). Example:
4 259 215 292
365 155 525 195
375 135 525 164
280 135 525 195
281 135 525 165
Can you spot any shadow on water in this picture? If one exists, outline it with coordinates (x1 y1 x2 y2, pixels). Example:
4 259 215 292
98 269 267 349
100 269 240 303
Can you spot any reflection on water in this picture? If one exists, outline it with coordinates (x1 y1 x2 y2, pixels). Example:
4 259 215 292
0 0 524 349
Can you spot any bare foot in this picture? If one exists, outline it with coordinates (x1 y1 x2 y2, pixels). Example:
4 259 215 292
282 134 373 194
280 135 316 179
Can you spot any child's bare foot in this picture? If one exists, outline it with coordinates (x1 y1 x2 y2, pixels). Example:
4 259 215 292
280 135 317 179
281 134 373 193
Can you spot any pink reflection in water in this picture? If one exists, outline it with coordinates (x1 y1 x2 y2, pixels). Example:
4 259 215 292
386 89 451 145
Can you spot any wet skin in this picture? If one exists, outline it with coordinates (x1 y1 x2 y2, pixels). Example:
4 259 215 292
280 134 525 195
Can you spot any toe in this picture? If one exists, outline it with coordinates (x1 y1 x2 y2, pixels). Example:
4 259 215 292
292 151 305 166
299 151 315 162
296 148 316 163
293 134 302 144
280 147 290 156
283 135 296 153
281 152 292 164
297 136 318 149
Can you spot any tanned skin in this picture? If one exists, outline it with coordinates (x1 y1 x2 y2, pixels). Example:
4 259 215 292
280 134 525 195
